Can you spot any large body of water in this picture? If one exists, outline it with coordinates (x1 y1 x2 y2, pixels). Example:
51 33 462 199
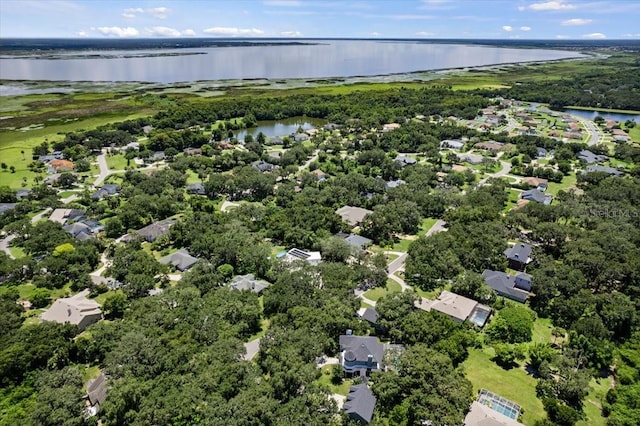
0 40 584 83
235 118 325 140
563 108 640 123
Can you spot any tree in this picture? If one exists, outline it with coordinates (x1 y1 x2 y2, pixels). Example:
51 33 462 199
30 288 51 309
320 236 352 263
486 305 535 344
493 343 526 368
9 165 15 173
29 367 86 426
103 292 127 319
0 162 6 171
56 172 77 189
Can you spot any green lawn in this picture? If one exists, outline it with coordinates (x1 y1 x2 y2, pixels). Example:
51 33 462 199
390 237 414 253
531 317 554 345
8 246 26 259
106 154 130 170
545 172 577 196
504 188 522 212
360 300 373 308
385 253 399 265
577 376 612 426
16 282 72 301
386 279 402 293
185 169 204 184
463 349 545 425
363 286 388 302
418 218 438 235
316 364 354 396
627 125 640 142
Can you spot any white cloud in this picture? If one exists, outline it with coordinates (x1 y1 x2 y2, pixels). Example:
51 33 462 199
415 31 435 36
121 6 170 19
583 32 606 39
562 18 593 26
369 32 381 36
147 7 170 19
519 1 576 11
203 27 265 36
623 33 640 38
520 26 532 31
122 7 143 18
182 29 196 36
76 31 88 37
280 31 302 37
96 26 139 37
145 26 181 37
502 25 513 32
555 34 571 39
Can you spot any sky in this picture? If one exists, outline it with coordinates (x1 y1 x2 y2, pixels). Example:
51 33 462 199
1 0 639 39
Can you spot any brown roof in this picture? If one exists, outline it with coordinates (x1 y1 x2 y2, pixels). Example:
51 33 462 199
522 177 548 187
50 159 75 170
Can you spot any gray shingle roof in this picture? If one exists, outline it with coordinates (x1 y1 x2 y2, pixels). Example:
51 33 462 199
87 373 108 407
520 189 552 204
578 150 607 164
482 270 530 303
339 335 384 365
360 307 379 324
344 384 376 424
584 165 624 176
336 206 373 227
158 249 199 271
135 219 175 242
504 243 532 263
0 203 17 215
229 274 271 293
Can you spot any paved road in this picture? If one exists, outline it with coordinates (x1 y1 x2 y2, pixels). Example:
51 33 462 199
298 149 320 172
0 234 16 259
426 219 448 237
243 337 261 361
576 116 604 146
387 252 408 275
94 150 110 187
477 160 512 187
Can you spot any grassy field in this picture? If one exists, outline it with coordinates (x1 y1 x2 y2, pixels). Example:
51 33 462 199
105 154 130 170
577 376 612 426
504 188 523 212
531 316 553 345
363 280 403 302
545 172 578 196
463 348 545 425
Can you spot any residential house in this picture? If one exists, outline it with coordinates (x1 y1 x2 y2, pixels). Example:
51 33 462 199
159 249 199 272
63 222 94 241
336 206 373 227
457 153 484 165
474 141 504 152
0 203 17 215
41 289 102 331
184 147 203 156
440 139 465 150
147 151 166 163
91 183 119 200
284 248 322 265
584 165 624 177
187 183 207 195
336 232 373 250
44 173 61 185
578 150 607 164
521 177 548 192
292 133 309 142
464 401 523 426
228 274 270 294
464 389 523 426
339 334 384 377
612 129 630 142
394 155 417 167
251 160 275 173
84 373 108 417
48 159 75 173
414 290 492 327
385 179 406 190
382 123 400 132
520 189 552 205
49 208 85 225
310 168 328 181
536 147 548 158
482 270 532 303
344 384 377 424
504 243 533 271
358 307 379 327
133 219 175 242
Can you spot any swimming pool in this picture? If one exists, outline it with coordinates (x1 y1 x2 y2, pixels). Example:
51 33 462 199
468 305 492 327
477 389 521 420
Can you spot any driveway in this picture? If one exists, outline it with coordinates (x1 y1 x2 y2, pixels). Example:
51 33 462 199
426 219 447 237
0 234 16 259
243 337 261 361
94 150 110 187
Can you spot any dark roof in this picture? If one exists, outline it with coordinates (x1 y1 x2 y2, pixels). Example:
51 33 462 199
504 243 532 263
86 373 108 406
187 183 206 195
344 384 376 424
339 335 384 365
343 234 373 249
578 150 607 164
63 222 94 239
135 219 175 242
360 307 379 324
15 189 32 199
584 165 624 176
0 203 17 215
385 179 406 190
482 270 530 303
395 155 417 167
158 249 199 271
520 189 551 204
252 160 274 172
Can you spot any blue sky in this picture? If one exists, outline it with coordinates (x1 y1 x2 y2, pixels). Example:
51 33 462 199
1 0 639 39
